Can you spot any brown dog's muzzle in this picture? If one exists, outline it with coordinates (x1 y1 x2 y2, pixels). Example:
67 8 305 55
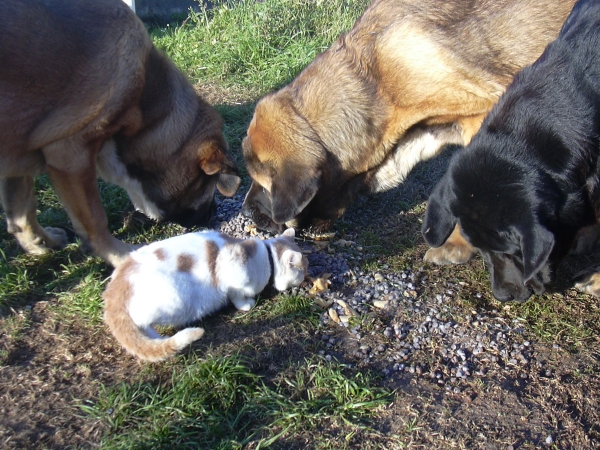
242 182 284 233
166 201 216 229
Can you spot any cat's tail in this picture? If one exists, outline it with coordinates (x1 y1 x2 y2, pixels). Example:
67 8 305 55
103 263 205 362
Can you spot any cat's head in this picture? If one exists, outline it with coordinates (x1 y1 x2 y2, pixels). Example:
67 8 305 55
269 228 308 291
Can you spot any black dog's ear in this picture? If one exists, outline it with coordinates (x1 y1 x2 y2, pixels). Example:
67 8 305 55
270 167 321 225
422 177 457 247
521 225 554 283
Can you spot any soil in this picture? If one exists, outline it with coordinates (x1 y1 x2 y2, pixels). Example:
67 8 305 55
1 90 599 449
1 251 599 449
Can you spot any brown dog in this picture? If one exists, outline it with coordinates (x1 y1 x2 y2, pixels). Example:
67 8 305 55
241 0 576 260
0 0 241 267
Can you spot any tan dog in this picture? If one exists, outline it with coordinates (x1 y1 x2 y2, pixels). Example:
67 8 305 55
0 0 241 267
241 0 576 263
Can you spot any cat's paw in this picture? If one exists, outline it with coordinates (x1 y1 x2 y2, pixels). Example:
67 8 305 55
233 298 256 311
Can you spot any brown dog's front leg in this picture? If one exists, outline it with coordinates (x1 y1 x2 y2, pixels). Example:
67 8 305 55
0 176 68 254
574 268 600 297
424 224 476 265
46 164 133 267
42 139 134 267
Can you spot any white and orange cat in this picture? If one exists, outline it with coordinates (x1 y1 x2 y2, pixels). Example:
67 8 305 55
103 228 307 362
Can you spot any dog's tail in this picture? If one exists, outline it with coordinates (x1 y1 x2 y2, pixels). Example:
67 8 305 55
103 260 204 362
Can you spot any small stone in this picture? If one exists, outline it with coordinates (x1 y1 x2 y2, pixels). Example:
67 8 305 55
328 308 340 323
373 300 389 309
338 315 351 325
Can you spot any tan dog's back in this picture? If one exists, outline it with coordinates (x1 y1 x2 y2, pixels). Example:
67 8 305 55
241 0 576 237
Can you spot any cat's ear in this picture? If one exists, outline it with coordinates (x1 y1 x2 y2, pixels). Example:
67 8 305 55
281 228 296 240
283 250 303 268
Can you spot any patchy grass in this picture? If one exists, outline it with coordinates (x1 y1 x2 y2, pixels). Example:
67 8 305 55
82 354 390 449
150 0 370 93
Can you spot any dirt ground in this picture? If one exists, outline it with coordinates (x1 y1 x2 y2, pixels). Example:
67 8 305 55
1 87 599 449
1 198 599 449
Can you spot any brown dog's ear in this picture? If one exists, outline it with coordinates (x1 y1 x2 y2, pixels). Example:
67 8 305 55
217 172 242 197
521 225 554 284
199 140 242 197
270 165 321 225
422 177 456 247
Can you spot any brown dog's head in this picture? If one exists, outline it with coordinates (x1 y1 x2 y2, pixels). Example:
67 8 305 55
241 92 371 232
103 101 241 229
241 93 326 232
100 47 242 229
105 132 240 229
422 148 592 302
159 131 241 228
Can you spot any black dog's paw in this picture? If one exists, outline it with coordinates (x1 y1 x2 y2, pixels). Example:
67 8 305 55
573 266 600 297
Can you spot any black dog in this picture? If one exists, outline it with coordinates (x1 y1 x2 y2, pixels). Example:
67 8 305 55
422 0 600 302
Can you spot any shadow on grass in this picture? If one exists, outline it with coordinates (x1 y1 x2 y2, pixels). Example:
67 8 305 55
72 286 392 448
0 247 111 316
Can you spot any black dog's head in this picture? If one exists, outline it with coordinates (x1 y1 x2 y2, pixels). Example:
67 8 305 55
423 147 590 302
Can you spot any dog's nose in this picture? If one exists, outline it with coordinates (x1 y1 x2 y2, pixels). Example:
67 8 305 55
167 202 215 228
241 200 255 219
493 284 532 303
241 197 285 234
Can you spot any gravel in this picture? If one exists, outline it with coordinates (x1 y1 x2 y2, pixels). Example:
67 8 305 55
212 194 543 388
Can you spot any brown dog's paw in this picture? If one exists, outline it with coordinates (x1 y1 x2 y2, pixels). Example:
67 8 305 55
424 224 476 265
16 226 68 255
43 227 69 249
424 242 476 265
90 236 137 268
573 268 600 297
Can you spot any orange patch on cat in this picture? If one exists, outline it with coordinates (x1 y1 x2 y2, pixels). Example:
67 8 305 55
177 253 195 272
240 239 258 260
205 240 220 286
154 248 167 261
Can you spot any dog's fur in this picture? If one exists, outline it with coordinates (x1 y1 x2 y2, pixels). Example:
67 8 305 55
422 0 600 302
241 0 576 240
0 0 241 266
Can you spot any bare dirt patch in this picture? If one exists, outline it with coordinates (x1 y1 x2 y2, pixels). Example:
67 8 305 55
0 300 141 449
